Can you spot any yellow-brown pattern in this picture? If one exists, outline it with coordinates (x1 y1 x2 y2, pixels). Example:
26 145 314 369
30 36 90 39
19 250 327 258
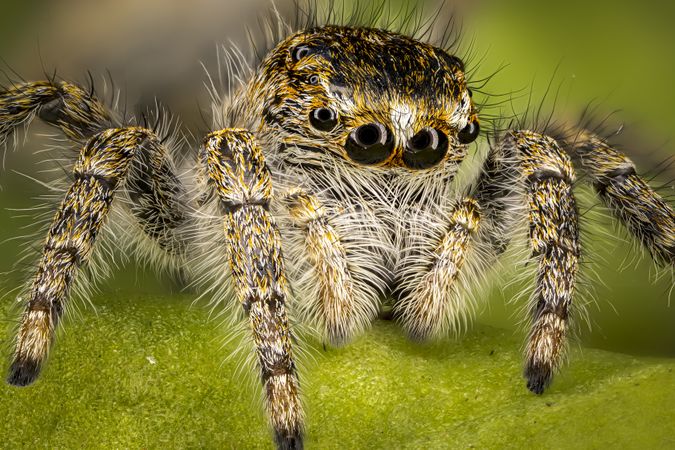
0 11 672 450
9 128 149 385
202 130 302 448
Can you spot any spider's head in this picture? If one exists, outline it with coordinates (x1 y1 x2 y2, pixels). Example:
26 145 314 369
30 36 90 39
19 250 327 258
254 25 479 170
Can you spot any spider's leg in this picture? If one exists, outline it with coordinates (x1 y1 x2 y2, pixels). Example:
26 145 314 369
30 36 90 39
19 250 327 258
394 198 483 340
7 127 163 386
123 136 189 256
202 130 303 450
0 79 190 256
0 80 112 145
564 131 674 265
281 190 382 346
477 130 580 394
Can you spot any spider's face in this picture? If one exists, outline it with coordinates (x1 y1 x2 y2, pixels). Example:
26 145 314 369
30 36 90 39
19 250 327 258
255 26 479 170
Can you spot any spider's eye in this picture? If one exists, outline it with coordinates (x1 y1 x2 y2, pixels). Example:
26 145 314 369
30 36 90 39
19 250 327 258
308 74 320 85
309 108 338 132
403 127 449 169
291 45 313 62
458 119 480 144
345 122 394 165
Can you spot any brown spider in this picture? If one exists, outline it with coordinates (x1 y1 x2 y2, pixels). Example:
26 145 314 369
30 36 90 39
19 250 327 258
1 3 673 449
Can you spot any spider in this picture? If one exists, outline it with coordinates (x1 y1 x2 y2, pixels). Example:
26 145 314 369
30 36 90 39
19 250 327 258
1 3 674 449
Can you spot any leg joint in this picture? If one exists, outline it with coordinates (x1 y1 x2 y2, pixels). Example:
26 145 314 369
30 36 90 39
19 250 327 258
507 130 575 184
201 128 273 207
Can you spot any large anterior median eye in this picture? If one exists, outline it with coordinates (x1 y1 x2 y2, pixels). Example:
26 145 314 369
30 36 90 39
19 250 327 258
403 127 449 169
345 123 394 165
309 108 338 131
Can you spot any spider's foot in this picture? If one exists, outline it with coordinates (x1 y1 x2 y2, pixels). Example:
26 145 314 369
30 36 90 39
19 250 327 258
325 318 360 348
7 357 41 387
524 362 553 395
325 327 351 348
275 430 304 450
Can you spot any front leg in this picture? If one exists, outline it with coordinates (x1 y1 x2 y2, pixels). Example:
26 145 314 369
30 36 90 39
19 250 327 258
201 130 302 450
475 130 580 394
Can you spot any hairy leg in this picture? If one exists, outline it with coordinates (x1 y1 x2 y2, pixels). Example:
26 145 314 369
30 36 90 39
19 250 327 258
475 130 580 394
0 80 112 144
563 131 674 266
202 129 303 450
7 126 160 386
0 79 189 254
281 189 382 346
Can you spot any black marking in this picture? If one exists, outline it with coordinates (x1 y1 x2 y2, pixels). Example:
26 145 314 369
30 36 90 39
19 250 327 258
532 295 570 321
261 360 293 384
595 165 636 195
527 168 568 184
222 199 270 213
275 431 304 450
45 244 85 267
524 362 553 395
7 357 41 387
37 97 63 124
73 171 118 192
604 165 637 184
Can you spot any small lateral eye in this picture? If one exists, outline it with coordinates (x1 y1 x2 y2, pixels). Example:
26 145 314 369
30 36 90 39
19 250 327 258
458 119 480 144
309 107 338 131
291 45 313 62
308 74 320 85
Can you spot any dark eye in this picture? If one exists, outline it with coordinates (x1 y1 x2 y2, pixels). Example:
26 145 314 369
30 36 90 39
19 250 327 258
308 75 320 85
458 119 480 144
403 127 449 169
309 108 338 131
291 45 313 62
345 122 394 165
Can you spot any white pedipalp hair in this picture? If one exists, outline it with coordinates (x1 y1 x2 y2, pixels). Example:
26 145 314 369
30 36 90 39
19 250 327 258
273 180 394 342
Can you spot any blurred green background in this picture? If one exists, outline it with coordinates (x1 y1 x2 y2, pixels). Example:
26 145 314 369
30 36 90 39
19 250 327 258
0 0 673 448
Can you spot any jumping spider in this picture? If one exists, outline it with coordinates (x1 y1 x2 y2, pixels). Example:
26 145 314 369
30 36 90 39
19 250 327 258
2 4 674 449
